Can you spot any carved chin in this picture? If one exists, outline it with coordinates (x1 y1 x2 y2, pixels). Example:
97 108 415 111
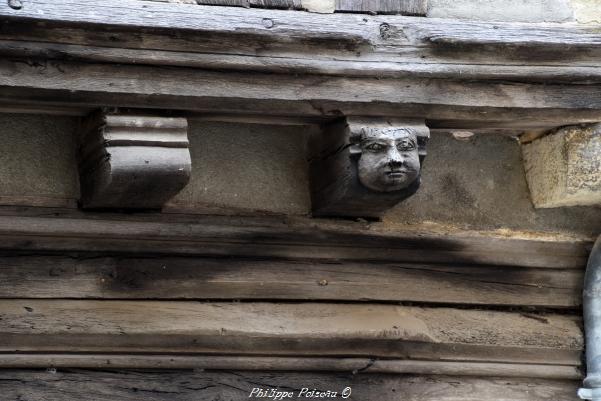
358 170 418 192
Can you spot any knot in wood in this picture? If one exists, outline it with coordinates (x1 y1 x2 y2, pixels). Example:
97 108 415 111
379 23 391 40
8 0 22 10
262 18 274 29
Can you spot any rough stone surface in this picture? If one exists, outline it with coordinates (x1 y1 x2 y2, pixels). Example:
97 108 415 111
385 132 601 237
167 121 313 215
522 124 601 208
427 0 574 22
0 114 79 207
570 0 601 23
301 0 335 13
0 114 599 236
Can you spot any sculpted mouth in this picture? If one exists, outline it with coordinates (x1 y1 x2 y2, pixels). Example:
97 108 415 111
386 170 407 178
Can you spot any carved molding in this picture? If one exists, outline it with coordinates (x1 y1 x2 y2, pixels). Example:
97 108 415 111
309 117 430 218
78 111 191 209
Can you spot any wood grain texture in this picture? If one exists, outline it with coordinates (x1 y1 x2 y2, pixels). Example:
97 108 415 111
0 300 582 365
0 355 582 379
2 28 601 84
0 370 582 401
144 0 303 9
0 0 600 86
1 0 597 50
336 0 427 15
0 255 582 307
0 211 590 268
1 58 601 131
1 1 600 127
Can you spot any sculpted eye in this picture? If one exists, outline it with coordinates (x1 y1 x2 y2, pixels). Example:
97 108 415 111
397 142 416 151
365 143 385 152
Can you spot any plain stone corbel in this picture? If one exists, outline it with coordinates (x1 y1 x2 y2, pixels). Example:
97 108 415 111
308 116 430 218
77 110 192 209
522 123 601 208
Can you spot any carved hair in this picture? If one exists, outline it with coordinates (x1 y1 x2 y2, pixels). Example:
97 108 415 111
349 126 428 156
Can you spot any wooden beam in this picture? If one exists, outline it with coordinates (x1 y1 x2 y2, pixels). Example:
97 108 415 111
0 210 590 268
0 300 582 365
143 0 304 10
0 370 581 401
0 255 582 307
0 1 599 126
144 0 426 14
1 58 601 130
335 0 427 15
2 28 601 84
0 355 581 379
0 15 600 86
0 0 598 52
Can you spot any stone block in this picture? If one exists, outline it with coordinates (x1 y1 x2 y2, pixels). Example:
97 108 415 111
522 124 601 208
427 0 574 22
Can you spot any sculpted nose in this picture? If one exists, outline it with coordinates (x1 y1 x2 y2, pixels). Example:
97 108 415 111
388 147 404 167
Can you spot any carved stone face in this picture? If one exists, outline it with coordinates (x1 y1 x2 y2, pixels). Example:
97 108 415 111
354 127 420 192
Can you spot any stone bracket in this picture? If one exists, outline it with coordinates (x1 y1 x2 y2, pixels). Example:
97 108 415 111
309 117 430 218
78 110 192 209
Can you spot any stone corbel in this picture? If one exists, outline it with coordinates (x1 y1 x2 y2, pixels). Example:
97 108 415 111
309 117 430 218
78 110 191 209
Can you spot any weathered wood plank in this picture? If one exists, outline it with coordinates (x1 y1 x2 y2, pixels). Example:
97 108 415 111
0 355 582 379
0 255 582 307
336 0 427 15
143 0 303 9
0 1 600 85
0 211 590 268
1 59 601 130
0 301 582 365
6 40 601 83
1 0 598 50
0 370 582 401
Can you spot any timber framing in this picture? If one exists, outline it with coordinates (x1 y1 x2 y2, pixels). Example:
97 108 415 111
0 370 582 401
0 0 600 131
0 207 590 268
0 206 591 378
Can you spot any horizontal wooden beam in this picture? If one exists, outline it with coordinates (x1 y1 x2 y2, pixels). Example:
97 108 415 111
1 0 598 52
0 355 582 379
0 209 590 268
0 300 582 365
0 255 582 307
6 40 601 83
0 1 599 83
0 1 600 128
1 58 601 130
0 370 581 401
146 0 428 15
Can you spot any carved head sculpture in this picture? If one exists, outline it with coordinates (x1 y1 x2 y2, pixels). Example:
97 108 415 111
349 126 423 192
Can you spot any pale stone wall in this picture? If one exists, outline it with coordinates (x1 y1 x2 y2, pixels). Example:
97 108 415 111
0 114 79 208
427 0 601 23
0 113 599 236
167 121 313 215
